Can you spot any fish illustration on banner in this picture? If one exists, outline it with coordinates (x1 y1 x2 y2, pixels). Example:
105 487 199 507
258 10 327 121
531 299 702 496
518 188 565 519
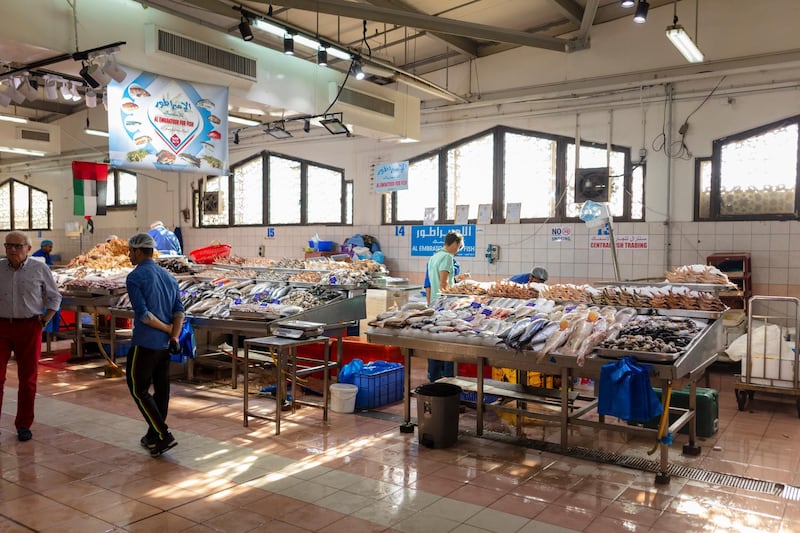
108 67 228 175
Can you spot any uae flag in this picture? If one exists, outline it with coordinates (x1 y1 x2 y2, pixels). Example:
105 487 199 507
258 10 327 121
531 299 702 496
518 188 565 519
72 161 109 216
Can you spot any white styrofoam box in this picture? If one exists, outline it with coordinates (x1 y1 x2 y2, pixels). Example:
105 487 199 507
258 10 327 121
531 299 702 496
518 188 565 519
742 349 797 388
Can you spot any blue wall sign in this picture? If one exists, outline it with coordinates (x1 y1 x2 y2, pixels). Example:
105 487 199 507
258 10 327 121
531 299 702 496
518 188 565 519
410 224 476 257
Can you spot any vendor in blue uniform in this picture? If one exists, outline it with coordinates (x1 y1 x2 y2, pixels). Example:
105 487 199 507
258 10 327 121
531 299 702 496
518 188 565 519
31 240 54 266
509 266 549 284
147 221 182 255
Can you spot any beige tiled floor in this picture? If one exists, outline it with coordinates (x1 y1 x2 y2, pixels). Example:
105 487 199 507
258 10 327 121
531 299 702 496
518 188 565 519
1 347 799 532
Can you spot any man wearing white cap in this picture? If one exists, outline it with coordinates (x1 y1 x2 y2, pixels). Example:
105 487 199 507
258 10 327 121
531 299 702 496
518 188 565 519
125 232 185 457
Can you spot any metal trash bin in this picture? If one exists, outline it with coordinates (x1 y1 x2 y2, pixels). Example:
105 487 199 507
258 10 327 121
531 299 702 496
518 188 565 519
415 382 462 448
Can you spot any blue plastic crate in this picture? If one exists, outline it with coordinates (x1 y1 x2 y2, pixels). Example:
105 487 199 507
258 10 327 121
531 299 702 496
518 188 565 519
354 362 404 409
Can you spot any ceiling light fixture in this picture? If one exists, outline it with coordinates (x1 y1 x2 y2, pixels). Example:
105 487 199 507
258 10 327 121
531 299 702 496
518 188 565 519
102 54 127 83
233 130 240 144
43 76 59 100
266 122 292 139
283 34 295 55
80 61 111 88
352 60 365 81
228 115 261 126
665 1 704 63
17 75 38 101
317 48 328 67
0 146 46 157
0 114 28 124
0 89 10 107
85 89 97 108
303 118 311 133
252 17 286 38
6 78 25 105
320 114 350 135
238 17 254 41
633 1 649 23
84 116 108 137
620 0 635 7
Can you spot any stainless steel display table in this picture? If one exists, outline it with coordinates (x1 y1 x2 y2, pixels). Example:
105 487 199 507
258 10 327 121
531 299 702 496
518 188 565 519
243 335 334 435
368 321 720 484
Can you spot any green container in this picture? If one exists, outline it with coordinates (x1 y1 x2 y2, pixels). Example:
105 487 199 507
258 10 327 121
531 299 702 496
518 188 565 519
643 386 719 438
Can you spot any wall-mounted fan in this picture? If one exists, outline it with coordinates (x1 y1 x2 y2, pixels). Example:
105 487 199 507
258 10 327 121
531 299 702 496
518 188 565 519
202 191 224 215
574 167 609 203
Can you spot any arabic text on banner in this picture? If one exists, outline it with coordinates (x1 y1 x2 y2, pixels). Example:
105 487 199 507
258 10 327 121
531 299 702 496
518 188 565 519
108 67 228 175
410 224 476 257
371 161 409 192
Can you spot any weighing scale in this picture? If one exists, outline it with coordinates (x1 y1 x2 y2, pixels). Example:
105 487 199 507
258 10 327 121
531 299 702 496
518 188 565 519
274 320 326 339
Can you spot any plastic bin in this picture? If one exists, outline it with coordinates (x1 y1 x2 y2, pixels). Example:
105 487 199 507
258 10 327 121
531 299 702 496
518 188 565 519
354 361 404 409
415 382 462 448
330 383 358 413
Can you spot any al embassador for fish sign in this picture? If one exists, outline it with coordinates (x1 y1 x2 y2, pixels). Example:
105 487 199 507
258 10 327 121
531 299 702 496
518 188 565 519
108 67 228 175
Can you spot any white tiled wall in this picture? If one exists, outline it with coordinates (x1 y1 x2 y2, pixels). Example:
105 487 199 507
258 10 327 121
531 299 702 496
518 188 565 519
173 220 800 298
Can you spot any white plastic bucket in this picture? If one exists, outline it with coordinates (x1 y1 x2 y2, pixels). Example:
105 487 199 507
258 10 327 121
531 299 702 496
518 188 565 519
330 383 358 413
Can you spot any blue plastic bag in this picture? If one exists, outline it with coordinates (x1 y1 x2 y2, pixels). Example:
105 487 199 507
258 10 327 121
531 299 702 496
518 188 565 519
171 320 197 363
598 357 662 421
338 358 364 384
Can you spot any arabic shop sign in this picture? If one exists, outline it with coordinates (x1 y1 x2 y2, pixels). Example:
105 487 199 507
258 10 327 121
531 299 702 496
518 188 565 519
108 67 229 175
590 234 649 249
410 224 476 257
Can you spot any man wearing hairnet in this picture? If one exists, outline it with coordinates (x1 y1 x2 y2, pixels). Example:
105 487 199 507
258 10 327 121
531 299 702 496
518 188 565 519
125 232 185 457
509 266 549 284
147 221 182 255
31 239 54 266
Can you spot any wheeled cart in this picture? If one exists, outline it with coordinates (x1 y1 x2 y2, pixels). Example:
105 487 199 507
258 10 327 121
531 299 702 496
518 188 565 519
734 296 800 417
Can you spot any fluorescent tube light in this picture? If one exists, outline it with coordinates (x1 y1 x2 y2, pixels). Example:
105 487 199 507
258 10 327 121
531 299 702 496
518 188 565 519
0 114 28 124
252 18 287 38
293 34 320 50
326 46 352 61
0 146 46 157
84 128 109 137
666 24 705 63
228 115 261 126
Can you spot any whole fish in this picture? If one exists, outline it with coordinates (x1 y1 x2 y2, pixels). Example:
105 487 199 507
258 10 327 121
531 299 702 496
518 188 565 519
504 317 532 348
516 318 548 348
531 321 559 344
196 98 215 111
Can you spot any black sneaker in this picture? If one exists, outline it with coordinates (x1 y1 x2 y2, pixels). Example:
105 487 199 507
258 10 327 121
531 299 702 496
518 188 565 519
17 428 32 442
140 434 157 450
150 432 177 457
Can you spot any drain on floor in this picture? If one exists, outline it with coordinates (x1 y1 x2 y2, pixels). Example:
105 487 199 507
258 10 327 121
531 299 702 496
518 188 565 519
356 410 798 501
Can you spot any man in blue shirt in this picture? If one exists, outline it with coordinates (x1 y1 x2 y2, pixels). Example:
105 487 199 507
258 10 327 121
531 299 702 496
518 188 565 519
509 266 549 284
125 232 185 457
147 221 182 255
31 239 54 266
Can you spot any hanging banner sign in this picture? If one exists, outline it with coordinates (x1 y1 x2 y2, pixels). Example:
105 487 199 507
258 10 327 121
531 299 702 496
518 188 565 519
590 234 649 249
410 224 476 257
371 161 409 192
108 67 228 175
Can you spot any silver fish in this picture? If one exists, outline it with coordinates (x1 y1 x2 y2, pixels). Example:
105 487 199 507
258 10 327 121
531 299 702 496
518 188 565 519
196 98 214 111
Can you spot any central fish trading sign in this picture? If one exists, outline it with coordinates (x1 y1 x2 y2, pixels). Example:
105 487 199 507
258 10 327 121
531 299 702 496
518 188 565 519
108 67 228 175
410 225 476 257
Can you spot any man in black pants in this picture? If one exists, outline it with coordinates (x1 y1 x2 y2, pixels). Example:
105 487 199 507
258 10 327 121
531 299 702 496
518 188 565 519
125 233 185 457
